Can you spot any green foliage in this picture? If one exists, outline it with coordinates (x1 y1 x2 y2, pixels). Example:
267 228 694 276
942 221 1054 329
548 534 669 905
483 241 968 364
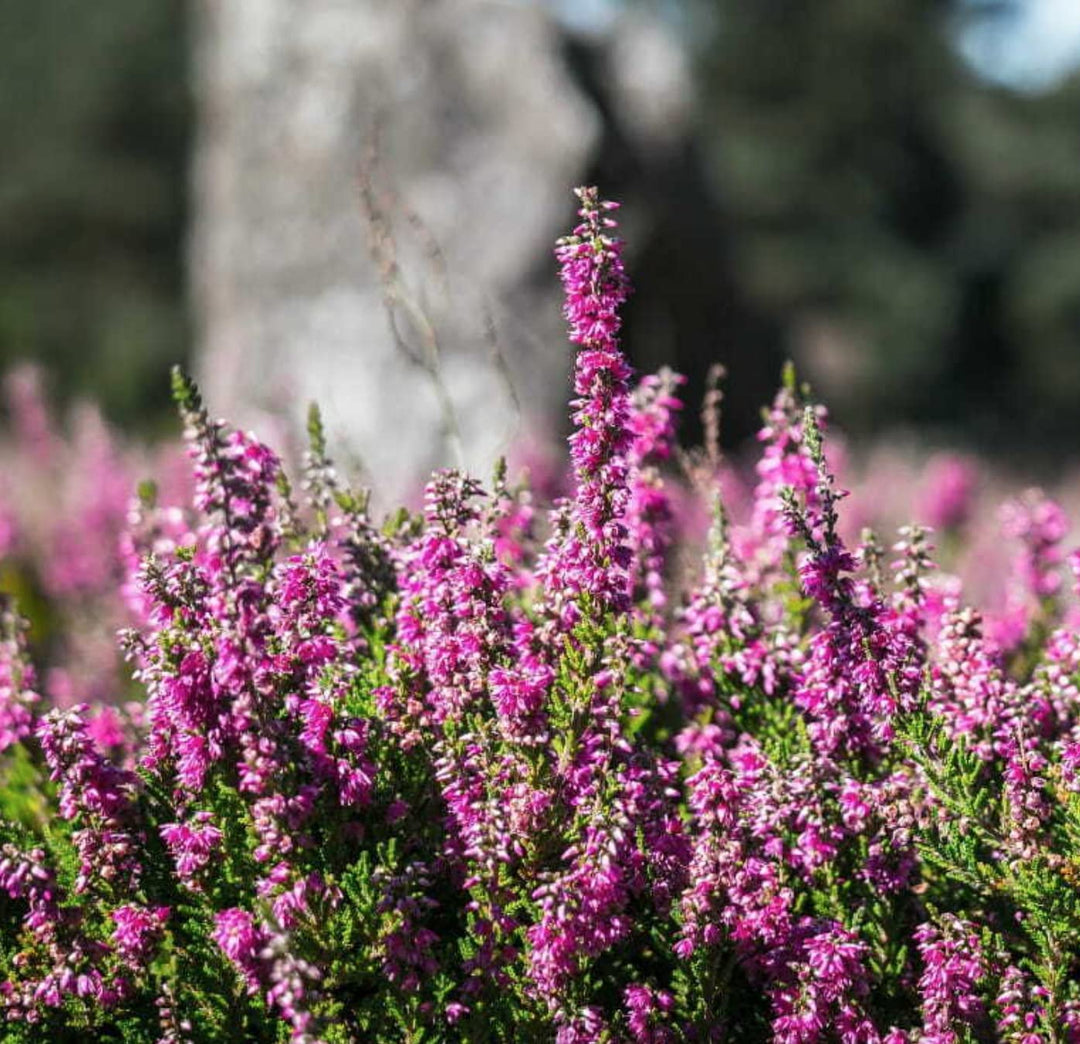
677 0 1080 452
0 0 189 429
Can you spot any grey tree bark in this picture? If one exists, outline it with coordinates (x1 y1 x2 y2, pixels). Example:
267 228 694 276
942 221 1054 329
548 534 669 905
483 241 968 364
189 0 692 503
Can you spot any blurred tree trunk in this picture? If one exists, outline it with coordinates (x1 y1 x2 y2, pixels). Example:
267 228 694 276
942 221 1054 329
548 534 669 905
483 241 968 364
189 0 598 501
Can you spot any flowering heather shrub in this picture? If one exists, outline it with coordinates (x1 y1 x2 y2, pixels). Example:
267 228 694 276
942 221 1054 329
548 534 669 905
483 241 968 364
1 187 1080 1042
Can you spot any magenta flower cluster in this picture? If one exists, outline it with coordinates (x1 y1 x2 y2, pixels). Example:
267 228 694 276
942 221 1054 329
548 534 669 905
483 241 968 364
0 188 1078 1043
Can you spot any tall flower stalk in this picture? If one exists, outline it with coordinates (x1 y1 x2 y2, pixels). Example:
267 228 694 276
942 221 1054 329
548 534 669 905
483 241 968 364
538 186 634 625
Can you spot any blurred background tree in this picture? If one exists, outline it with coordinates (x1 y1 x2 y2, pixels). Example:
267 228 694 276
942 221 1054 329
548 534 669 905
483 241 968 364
0 0 189 429
665 0 1080 456
2 0 1080 463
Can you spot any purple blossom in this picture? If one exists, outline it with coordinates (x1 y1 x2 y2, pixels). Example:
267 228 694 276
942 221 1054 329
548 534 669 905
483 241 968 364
537 186 635 621
555 187 629 353
37 705 142 892
624 983 676 1043
918 454 977 533
159 812 223 891
994 964 1049 1043
913 916 990 1038
0 608 39 754
767 920 878 1043
261 930 324 1043
0 844 55 906
111 904 169 967
212 907 268 994
626 368 685 615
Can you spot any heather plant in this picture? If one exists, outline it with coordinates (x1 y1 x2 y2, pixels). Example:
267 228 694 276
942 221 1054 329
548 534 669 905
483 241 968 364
0 187 1079 1043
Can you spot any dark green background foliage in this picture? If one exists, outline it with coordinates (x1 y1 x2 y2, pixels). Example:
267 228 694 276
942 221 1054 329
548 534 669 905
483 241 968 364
0 0 190 429
676 0 1080 451
3 0 1080 455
